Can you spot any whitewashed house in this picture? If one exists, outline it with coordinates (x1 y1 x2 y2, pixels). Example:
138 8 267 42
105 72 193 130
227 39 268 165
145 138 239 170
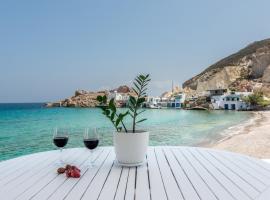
108 91 130 102
211 92 251 110
145 97 161 108
168 93 186 109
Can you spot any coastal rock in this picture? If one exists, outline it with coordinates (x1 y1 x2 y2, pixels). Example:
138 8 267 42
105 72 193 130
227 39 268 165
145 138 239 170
75 90 88 96
183 38 270 97
46 90 108 108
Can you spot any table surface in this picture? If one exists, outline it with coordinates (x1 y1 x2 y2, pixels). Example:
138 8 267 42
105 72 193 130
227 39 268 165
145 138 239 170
0 146 270 200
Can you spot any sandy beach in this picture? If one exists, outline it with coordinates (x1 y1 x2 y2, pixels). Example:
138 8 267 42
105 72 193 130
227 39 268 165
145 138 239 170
210 111 270 159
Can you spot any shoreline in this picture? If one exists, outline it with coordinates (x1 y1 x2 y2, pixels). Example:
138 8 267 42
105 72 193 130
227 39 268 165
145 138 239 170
208 111 270 159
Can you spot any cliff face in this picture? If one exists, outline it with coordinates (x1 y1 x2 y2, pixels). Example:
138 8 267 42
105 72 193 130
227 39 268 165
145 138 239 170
183 38 270 95
45 85 135 108
46 90 108 108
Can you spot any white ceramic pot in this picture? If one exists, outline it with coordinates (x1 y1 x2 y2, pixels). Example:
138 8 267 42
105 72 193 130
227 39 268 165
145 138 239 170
113 130 149 166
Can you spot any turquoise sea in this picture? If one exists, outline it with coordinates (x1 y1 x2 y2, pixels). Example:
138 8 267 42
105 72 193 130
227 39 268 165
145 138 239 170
0 103 251 161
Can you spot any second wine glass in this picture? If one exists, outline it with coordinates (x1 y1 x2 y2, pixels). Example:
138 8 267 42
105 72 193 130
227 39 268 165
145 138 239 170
83 128 99 168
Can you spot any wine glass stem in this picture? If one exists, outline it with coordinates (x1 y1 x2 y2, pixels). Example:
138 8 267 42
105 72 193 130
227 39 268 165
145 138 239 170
59 148 63 164
90 150 94 168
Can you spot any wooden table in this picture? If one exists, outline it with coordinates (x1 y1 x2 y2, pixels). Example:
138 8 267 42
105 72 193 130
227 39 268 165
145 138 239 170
0 146 270 200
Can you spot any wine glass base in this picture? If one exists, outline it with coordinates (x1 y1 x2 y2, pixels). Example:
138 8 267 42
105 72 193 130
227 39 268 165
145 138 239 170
54 160 65 167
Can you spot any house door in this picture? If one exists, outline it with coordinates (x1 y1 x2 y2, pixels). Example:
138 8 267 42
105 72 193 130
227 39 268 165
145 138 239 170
231 104 236 110
224 104 229 110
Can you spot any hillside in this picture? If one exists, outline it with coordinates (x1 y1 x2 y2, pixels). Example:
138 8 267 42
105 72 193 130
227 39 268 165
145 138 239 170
183 38 270 96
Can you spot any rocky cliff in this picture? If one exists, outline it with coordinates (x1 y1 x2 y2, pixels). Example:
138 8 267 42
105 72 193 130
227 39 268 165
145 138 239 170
45 90 108 108
45 85 135 108
183 38 270 96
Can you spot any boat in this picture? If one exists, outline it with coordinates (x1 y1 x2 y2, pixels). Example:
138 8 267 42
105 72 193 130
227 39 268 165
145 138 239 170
187 106 209 111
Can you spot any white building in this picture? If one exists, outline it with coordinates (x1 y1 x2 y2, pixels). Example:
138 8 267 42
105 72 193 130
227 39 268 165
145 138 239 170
167 93 186 109
108 91 130 102
145 97 161 108
211 92 251 110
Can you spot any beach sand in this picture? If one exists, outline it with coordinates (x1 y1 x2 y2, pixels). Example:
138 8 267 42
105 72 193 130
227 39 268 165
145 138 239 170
210 111 270 159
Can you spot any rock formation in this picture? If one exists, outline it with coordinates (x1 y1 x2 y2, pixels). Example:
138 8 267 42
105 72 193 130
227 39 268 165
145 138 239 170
45 86 135 108
45 90 108 108
183 38 270 97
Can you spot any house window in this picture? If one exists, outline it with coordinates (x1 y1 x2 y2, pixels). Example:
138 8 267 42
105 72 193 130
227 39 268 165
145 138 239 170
237 98 239 101
226 97 230 101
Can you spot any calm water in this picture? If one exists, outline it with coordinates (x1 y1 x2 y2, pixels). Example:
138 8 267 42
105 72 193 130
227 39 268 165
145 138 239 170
0 103 251 161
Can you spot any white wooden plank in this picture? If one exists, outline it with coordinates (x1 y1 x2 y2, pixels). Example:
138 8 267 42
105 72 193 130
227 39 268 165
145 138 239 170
114 167 129 200
198 148 259 199
188 148 251 200
98 156 123 200
154 147 183 200
63 149 111 200
208 150 266 192
0 149 66 187
0 153 32 171
0 151 59 194
180 148 234 200
171 148 217 200
147 147 167 200
47 149 107 200
124 167 136 200
15 149 84 200
251 158 270 172
80 150 115 200
2 146 270 200
235 156 270 179
135 159 151 200
1 149 78 200
0 151 52 181
163 148 200 200
31 148 96 200
220 152 270 185
257 186 270 200
0 151 54 187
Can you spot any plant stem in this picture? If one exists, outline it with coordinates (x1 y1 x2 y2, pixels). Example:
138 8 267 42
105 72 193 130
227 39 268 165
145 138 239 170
132 86 143 133
115 113 128 133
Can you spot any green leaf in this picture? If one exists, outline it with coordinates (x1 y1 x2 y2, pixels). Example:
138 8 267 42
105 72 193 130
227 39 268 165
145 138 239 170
135 77 142 85
115 115 123 127
129 96 136 105
123 111 129 117
109 99 116 112
110 112 115 121
97 95 103 102
136 118 147 124
137 97 145 104
102 95 107 104
133 81 141 92
132 87 139 95
104 109 110 116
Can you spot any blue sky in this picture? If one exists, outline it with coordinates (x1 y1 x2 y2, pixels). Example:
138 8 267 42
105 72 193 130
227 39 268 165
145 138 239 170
1 0 270 102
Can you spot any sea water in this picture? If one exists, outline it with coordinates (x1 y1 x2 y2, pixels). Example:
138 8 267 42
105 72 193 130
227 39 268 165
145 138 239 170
0 103 251 161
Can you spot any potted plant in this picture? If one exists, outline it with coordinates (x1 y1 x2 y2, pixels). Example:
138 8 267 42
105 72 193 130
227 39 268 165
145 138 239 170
97 74 151 166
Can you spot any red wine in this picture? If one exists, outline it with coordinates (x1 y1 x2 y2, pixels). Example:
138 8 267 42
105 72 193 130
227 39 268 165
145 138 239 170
53 136 68 148
84 139 99 150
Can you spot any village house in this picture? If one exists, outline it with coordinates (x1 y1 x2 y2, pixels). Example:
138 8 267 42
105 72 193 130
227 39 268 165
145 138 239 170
167 93 186 109
108 90 130 107
145 97 161 108
211 92 251 110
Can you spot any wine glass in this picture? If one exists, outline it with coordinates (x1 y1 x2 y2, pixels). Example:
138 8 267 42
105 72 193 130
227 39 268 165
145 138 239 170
83 128 99 168
53 128 69 165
